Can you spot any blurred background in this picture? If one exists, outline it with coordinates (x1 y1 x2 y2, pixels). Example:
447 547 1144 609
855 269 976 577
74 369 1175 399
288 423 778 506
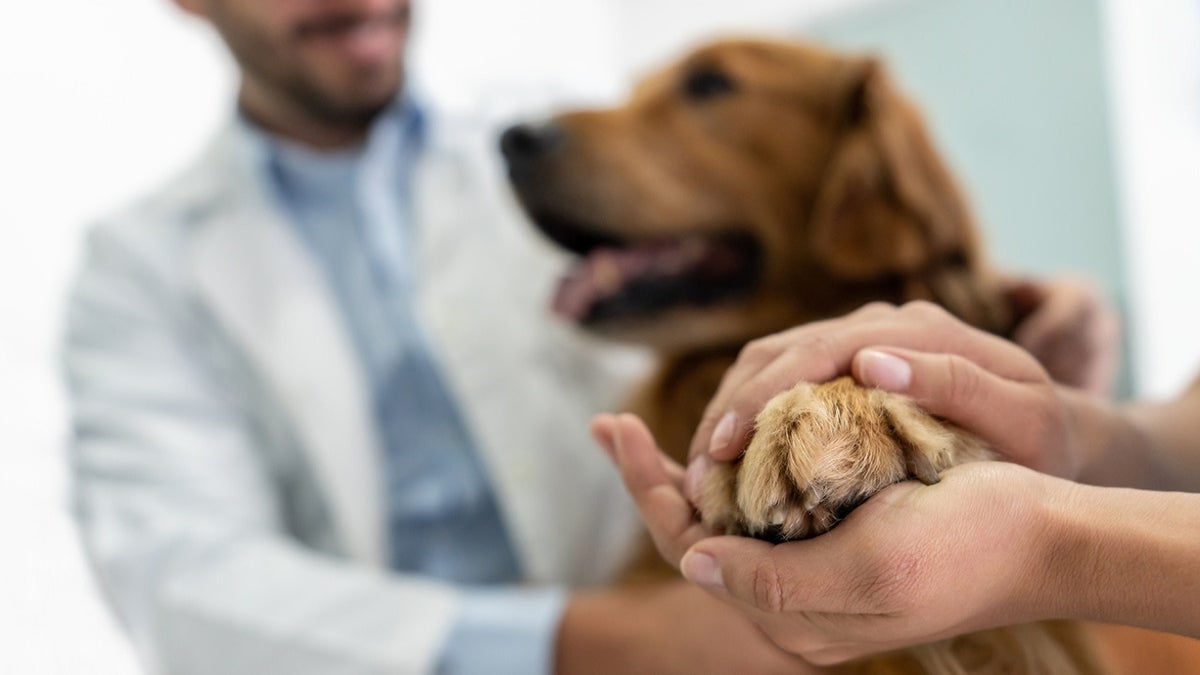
1 0 1198 672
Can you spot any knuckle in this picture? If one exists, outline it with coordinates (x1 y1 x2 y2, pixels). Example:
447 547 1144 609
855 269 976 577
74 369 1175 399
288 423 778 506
738 338 775 367
853 301 897 318
797 332 838 377
850 546 919 613
942 354 982 403
751 556 786 614
901 300 950 324
1030 386 1069 452
940 355 979 401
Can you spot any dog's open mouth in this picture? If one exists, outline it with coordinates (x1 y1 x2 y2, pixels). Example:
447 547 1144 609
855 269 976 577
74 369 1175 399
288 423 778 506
532 212 764 324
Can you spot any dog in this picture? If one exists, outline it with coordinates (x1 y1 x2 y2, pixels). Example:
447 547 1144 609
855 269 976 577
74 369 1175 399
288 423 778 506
500 37 1176 675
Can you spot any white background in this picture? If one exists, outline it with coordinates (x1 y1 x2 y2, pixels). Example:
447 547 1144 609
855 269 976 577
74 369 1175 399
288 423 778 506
1102 0 1200 397
1 1 1198 673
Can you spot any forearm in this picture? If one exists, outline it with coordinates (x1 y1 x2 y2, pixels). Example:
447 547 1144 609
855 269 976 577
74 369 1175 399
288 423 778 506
555 588 657 675
1044 481 1200 637
1121 377 1200 491
554 582 804 675
1073 378 1200 491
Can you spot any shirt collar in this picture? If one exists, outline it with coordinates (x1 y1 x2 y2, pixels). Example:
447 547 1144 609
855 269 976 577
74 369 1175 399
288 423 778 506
233 94 427 202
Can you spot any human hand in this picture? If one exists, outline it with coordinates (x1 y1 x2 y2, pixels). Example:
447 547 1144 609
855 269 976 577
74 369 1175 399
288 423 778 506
1004 274 1121 397
556 579 817 674
594 414 1072 664
597 411 1200 663
591 413 713 567
690 301 1086 480
677 461 1070 665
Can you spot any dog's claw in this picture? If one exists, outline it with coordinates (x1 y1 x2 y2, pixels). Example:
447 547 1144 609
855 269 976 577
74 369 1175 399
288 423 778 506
696 377 993 543
769 507 786 526
801 491 819 513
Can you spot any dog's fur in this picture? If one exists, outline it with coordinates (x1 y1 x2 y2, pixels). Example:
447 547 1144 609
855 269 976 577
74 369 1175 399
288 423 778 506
501 38 1168 675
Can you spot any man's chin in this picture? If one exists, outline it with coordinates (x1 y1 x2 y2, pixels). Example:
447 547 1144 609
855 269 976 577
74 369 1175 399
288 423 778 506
313 96 395 130
297 70 405 128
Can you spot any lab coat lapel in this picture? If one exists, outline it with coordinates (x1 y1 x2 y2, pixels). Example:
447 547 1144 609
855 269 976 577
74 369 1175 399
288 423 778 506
189 127 387 566
410 117 606 584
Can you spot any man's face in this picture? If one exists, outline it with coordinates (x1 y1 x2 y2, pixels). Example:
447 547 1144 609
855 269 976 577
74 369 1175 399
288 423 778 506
197 0 411 128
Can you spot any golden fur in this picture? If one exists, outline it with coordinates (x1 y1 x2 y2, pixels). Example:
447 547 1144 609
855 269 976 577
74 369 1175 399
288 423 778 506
696 377 993 541
503 37 1197 675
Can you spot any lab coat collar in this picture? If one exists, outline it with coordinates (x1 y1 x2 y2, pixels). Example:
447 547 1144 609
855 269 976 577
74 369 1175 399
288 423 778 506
188 123 388 566
183 110 642 584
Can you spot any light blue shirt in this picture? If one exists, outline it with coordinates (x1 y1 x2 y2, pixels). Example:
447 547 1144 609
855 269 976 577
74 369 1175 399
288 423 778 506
239 100 566 674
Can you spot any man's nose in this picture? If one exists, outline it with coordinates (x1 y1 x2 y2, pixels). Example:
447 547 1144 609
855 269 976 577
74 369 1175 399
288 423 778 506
499 122 565 165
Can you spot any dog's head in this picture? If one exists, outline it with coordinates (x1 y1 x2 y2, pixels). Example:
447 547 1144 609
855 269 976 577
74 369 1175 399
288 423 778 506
503 38 1001 352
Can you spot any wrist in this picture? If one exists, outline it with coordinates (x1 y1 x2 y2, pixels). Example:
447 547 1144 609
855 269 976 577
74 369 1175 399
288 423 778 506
1037 481 1200 635
1018 472 1092 623
994 468 1085 626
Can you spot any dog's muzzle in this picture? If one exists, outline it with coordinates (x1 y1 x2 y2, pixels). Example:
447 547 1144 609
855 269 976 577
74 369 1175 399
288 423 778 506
499 122 565 183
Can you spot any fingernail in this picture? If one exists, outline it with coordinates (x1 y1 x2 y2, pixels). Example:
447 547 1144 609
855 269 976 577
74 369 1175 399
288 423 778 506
708 412 736 455
685 455 711 502
682 551 724 589
859 350 912 391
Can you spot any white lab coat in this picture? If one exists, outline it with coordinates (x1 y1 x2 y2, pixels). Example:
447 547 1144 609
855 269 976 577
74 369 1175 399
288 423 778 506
63 106 646 674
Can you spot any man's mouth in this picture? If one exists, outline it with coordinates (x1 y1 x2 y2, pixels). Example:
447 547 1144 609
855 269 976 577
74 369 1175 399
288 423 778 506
294 5 410 62
531 212 764 324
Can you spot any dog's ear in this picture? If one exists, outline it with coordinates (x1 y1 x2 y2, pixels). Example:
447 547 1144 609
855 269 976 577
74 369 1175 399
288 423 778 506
809 58 976 280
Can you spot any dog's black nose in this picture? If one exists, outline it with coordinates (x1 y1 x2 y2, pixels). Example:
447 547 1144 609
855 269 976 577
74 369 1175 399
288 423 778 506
499 122 563 164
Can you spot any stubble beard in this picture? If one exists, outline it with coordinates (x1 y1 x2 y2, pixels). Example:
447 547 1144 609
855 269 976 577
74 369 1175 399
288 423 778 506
214 4 407 133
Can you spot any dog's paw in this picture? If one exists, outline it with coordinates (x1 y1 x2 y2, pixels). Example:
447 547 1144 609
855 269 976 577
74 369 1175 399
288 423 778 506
695 376 993 541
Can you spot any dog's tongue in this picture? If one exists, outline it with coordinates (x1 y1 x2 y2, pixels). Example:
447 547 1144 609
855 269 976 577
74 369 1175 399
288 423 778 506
551 238 714 321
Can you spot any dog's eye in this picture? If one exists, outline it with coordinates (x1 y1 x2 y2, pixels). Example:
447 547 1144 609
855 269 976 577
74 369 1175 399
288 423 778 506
683 68 737 101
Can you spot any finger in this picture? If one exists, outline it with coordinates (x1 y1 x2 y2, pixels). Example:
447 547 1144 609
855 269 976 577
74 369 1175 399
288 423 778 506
1078 307 1121 396
1012 282 1092 357
692 315 880 463
1020 287 1120 395
612 414 712 565
1001 274 1045 323
704 350 839 462
590 413 618 462
852 347 1061 471
684 453 712 502
682 535 879 616
699 303 1043 462
598 411 686 489
661 454 687 492
687 338 801 465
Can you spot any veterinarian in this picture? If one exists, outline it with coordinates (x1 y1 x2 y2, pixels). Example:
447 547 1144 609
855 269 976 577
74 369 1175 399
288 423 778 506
62 1 824 673
598 299 1200 666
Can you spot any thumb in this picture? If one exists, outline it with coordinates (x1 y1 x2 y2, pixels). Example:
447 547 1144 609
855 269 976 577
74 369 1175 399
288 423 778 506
851 347 1051 466
681 536 861 615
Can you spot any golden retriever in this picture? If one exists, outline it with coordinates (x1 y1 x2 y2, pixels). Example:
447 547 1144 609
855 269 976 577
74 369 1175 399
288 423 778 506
501 37 1195 675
